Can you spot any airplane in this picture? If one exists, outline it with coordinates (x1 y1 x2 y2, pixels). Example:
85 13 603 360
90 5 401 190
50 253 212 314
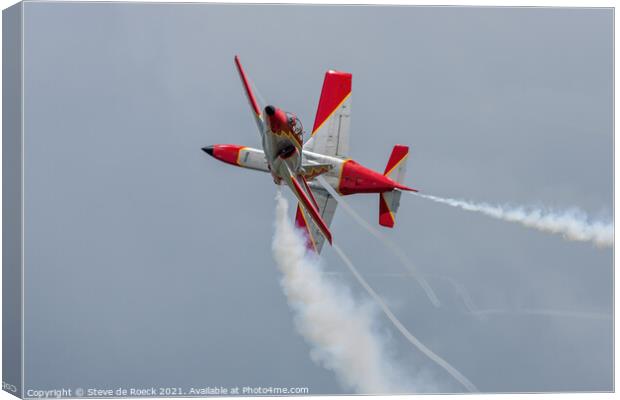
202 56 417 253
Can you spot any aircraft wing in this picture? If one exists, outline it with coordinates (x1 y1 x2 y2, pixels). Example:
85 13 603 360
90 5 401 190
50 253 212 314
303 70 352 158
294 188 337 254
282 171 333 248
234 55 265 136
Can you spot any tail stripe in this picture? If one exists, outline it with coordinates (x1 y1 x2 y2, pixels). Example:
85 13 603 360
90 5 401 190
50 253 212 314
384 145 409 176
379 193 396 228
312 93 351 136
312 70 352 136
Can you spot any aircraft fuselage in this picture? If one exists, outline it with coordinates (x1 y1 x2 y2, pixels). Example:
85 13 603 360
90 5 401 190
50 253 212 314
202 143 413 196
261 105 304 185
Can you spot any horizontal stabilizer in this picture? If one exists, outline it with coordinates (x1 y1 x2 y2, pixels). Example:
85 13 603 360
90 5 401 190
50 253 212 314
379 190 402 228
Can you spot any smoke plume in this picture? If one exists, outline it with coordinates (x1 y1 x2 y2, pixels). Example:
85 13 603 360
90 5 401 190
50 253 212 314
271 192 411 394
414 193 612 248
331 244 479 393
272 192 478 393
316 176 441 307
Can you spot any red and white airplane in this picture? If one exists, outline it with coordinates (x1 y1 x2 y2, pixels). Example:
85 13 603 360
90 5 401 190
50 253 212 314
202 56 417 253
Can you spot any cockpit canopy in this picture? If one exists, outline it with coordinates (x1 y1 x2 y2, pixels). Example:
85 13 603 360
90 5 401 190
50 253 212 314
286 112 304 136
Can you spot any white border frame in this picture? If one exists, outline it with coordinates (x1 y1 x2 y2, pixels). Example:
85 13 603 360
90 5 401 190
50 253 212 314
0 2 615 400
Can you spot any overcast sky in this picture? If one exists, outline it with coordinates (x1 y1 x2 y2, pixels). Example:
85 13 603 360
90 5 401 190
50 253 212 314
22 3 612 394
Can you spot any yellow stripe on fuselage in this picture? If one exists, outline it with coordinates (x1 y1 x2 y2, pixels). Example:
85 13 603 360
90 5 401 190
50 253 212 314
272 129 303 150
336 159 352 195
236 146 248 166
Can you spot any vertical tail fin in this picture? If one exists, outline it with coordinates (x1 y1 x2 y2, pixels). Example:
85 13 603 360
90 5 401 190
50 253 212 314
379 145 409 228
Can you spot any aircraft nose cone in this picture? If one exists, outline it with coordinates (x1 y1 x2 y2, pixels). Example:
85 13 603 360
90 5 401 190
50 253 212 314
201 146 214 156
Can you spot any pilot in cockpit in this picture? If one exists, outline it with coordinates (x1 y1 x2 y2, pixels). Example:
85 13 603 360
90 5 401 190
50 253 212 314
287 113 304 139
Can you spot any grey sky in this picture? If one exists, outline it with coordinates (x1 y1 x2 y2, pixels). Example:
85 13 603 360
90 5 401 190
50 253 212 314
22 3 612 394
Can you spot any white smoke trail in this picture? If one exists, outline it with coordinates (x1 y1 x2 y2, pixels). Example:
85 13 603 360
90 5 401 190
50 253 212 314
315 176 441 308
471 308 611 321
271 192 413 394
332 244 479 393
322 273 609 322
413 193 613 248
324 272 479 315
425 274 479 315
